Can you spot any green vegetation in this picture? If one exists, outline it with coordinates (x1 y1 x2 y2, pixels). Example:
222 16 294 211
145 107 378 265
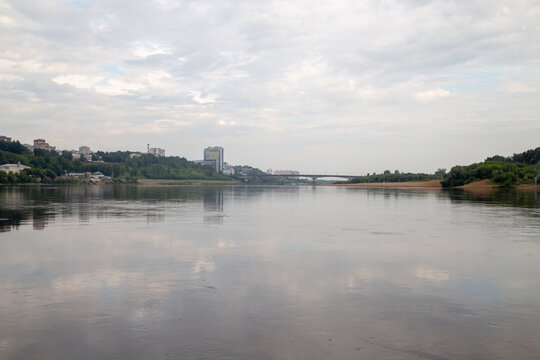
342 147 539 188
442 147 540 188
2 138 538 188
0 141 229 184
345 169 445 184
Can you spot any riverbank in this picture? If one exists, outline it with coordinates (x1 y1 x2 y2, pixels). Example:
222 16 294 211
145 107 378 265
330 179 539 190
331 179 443 188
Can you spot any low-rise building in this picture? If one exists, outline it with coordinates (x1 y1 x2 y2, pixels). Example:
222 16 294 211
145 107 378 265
63 172 87 178
79 146 92 155
194 160 217 168
34 139 56 152
222 162 235 176
90 171 111 180
0 162 31 174
0 135 12 142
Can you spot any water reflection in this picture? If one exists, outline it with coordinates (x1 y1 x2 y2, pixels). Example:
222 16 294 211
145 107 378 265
447 187 540 208
0 185 539 359
0 185 306 232
203 187 224 224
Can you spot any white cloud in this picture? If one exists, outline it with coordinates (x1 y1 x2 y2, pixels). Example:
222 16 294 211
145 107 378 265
505 83 537 93
1 0 539 172
53 74 144 96
414 88 451 102
94 79 145 96
189 90 216 104
0 74 23 82
132 41 172 58
0 14 17 27
52 74 104 89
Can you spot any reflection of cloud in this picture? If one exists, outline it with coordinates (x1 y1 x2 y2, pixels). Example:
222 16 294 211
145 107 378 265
192 259 215 274
414 266 449 282
51 272 127 293
217 241 235 248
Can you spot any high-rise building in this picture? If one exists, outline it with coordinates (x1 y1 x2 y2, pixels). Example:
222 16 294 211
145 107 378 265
204 146 224 172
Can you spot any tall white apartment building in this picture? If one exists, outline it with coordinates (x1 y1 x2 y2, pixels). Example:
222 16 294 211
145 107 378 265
204 146 224 172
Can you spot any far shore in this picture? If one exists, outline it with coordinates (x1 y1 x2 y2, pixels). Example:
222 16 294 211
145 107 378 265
329 179 539 190
1 178 537 190
330 179 442 188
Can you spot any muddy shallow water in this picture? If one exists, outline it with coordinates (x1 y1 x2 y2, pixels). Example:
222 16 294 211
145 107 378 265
1 185 539 359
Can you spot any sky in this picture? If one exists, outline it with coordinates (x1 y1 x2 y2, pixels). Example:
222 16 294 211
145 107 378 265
0 0 539 174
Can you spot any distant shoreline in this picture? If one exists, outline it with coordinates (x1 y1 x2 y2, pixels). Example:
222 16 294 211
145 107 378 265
330 180 442 188
329 179 538 190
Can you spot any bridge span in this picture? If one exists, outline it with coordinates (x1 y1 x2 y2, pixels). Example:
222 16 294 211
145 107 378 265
239 173 361 184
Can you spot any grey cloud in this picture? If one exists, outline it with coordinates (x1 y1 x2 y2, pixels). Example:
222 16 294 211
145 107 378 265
0 0 539 173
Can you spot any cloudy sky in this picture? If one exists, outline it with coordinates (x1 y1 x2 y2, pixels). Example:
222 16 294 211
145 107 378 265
1 0 539 174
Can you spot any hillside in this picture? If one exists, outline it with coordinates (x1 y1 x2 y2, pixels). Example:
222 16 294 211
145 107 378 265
0 141 229 184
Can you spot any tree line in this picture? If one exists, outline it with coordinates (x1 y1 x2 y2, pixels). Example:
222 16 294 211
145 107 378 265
441 147 539 187
344 147 539 188
0 141 229 184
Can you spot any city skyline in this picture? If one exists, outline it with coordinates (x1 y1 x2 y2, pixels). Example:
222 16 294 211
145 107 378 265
1 1 539 174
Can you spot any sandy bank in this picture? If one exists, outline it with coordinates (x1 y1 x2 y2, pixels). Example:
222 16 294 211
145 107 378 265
457 179 497 189
458 179 538 191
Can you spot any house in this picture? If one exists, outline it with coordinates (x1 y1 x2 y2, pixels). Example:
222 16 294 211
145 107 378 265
0 162 31 174
63 172 87 178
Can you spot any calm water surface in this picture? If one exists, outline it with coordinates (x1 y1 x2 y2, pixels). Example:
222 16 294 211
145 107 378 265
1 185 539 359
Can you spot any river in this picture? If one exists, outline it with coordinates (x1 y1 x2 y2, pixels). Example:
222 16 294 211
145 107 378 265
1 185 539 359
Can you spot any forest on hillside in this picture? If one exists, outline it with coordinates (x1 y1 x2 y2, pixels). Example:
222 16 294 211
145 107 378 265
0 141 229 184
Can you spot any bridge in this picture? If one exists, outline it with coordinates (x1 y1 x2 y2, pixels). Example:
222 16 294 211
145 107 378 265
239 173 361 184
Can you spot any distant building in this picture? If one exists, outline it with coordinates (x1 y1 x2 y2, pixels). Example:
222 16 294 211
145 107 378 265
222 162 235 176
129 153 142 158
274 170 300 176
79 146 92 155
194 160 217 168
0 135 12 142
23 144 34 152
203 146 224 172
63 172 87 178
237 167 254 175
0 162 30 174
33 139 55 152
90 171 106 179
148 147 165 157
